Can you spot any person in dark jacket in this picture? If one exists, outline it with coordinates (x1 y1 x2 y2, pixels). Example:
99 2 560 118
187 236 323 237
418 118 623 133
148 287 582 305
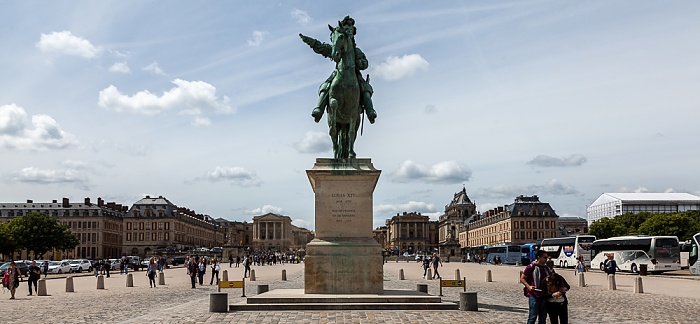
544 272 570 324
27 260 41 295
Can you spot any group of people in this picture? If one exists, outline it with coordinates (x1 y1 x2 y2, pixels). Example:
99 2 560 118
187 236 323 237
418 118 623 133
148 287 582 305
2 261 42 299
420 253 444 279
184 256 222 289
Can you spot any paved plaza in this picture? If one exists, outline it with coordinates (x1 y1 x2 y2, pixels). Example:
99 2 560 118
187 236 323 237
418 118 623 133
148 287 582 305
1 261 699 323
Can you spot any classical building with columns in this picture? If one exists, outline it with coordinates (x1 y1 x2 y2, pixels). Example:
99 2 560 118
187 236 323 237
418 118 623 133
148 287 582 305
252 213 313 252
385 212 438 255
467 195 559 247
438 187 477 259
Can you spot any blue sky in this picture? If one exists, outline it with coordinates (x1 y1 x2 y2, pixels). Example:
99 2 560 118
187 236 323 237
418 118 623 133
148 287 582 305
1 1 699 230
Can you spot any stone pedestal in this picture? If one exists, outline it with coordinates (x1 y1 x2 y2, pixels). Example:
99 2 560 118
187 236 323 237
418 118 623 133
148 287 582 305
305 158 382 294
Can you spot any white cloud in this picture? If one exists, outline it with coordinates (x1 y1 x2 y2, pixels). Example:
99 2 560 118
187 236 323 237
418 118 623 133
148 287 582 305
142 62 166 76
204 166 261 187
392 160 471 184
527 154 587 167
291 9 311 25
246 205 283 215
477 203 502 214
295 131 330 154
247 31 270 47
424 104 437 114
372 54 429 81
97 79 233 116
477 179 581 198
109 62 130 74
61 160 88 170
36 30 101 58
192 116 211 127
291 218 311 229
5 167 89 190
0 103 78 150
375 201 438 217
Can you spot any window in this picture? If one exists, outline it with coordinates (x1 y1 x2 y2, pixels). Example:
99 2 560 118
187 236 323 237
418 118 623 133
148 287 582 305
533 231 538 240
139 233 144 241
533 221 537 229
514 222 519 229
165 233 169 240
515 232 519 239
165 222 170 230
526 231 531 239
152 233 157 241
127 222 132 230
92 233 97 242
539 221 543 229
545 221 550 229
139 223 144 230
526 221 531 229
126 233 132 241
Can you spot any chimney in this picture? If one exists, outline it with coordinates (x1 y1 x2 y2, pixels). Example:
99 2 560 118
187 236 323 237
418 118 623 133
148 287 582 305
97 198 104 207
62 198 69 208
84 197 91 205
27 199 33 203
52 200 57 203
145 195 151 199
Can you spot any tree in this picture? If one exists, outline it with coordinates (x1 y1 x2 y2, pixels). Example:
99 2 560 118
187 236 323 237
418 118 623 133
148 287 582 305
613 212 652 235
588 217 626 239
0 222 19 260
637 213 700 241
7 212 79 259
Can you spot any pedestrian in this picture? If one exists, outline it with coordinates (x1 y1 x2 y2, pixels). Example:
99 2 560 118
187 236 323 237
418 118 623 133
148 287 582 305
93 259 100 277
421 255 431 279
243 255 251 278
187 257 197 289
5 261 22 299
42 260 49 278
158 256 166 273
210 258 220 285
575 256 586 275
604 253 621 275
197 257 206 285
147 258 157 288
229 255 233 268
103 259 111 278
27 260 41 296
431 253 443 279
236 256 240 268
544 272 570 324
521 250 554 324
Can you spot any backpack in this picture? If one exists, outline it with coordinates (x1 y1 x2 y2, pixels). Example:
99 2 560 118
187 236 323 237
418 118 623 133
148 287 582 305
2 272 9 288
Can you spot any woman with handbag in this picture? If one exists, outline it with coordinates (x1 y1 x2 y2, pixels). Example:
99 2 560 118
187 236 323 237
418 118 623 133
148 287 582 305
210 258 220 285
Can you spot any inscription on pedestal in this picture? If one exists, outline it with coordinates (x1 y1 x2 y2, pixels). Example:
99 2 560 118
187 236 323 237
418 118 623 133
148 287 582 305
331 193 356 224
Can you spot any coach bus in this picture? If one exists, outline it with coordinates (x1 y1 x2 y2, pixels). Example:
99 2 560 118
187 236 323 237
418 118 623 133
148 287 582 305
689 233 700 275
520 243 539 266
539 235 595 268
591 235 681 274
485 244 521 265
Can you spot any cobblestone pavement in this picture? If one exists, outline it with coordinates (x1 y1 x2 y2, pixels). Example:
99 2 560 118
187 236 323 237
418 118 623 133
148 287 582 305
1 262 699 323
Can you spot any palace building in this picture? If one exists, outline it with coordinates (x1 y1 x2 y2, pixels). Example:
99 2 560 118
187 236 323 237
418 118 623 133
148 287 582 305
438 187 477 259
251 213 314 252
385 212 438 255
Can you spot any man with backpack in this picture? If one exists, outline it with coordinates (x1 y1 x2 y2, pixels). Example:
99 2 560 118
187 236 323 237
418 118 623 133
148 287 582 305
521 250 553 324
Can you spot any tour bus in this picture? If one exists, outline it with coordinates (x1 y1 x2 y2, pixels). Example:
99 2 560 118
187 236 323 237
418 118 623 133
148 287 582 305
485 244 521 265
520 243 539 266
539 235 596 268
689 233 700 275
591 235 681 274
462 245 487 262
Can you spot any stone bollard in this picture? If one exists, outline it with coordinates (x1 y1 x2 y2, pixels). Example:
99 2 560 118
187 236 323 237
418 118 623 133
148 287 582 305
66 276 74 292
417 283 428 293
608 274 617 290
634 276 644 293
222 270 229 282
578 272 586 287
97 275 105 289
38 279 48 296
282 269 287 281
455 269 461 280
459 291 478 311
250 269 256 281
486 270 492 282
209 292 228 313
126 273 134 287
399 269 405 280
426 269 432 280
158 272 165 285
257 284 269 294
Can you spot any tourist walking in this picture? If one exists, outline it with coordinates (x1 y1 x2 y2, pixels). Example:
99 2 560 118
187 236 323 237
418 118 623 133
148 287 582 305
210 258 220 285
604 253 621 275
187 257 197 289
545 272 570 324
158 256 166 273
521 250 554 324
147 258 157 288
421 255 430 279
575 256 586 275
431 253 443 279
27 260 41 296
4 261 22 299
197 258 206 285
243 255 251 278
42 260 49 278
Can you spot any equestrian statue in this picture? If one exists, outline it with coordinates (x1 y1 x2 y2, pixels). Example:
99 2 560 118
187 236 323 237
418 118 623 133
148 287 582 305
300 16 377 159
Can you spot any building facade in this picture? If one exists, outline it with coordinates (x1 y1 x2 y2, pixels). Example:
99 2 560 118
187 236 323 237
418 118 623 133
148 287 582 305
251 213 313 252
587 193 700 224
385 212 438 255
0 197 127 260
467 195 560 246
438 187 476 258
558 216 589 236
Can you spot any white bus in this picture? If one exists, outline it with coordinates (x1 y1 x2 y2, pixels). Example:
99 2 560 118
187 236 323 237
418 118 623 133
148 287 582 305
689 233 700 275
539 235 595 268
591 236 681 274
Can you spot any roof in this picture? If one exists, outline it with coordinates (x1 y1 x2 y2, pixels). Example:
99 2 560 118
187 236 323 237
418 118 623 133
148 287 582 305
591 193 700 205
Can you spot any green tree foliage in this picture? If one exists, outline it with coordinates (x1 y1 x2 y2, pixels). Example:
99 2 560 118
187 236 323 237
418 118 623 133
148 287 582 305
6 212 79 259
588 217 627 239
637 213 700 241
0 222 18 257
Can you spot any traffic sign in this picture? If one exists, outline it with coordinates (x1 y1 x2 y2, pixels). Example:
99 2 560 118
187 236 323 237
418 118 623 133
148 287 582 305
440 280 464 287
219 280 243 289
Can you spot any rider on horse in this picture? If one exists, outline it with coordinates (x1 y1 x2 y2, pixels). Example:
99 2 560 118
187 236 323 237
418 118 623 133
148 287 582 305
300 16 377 124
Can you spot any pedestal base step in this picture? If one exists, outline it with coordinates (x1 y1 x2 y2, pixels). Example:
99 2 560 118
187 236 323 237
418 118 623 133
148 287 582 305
230 301 459 311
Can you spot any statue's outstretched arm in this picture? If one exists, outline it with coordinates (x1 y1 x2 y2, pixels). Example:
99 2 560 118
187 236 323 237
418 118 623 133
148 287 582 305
299 33 332 58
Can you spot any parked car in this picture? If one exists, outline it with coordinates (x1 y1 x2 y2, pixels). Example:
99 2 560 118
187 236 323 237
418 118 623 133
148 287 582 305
170 256 186 266
69 259 92 272
0 261 30 277
47 261 72 274
109 259 121 271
